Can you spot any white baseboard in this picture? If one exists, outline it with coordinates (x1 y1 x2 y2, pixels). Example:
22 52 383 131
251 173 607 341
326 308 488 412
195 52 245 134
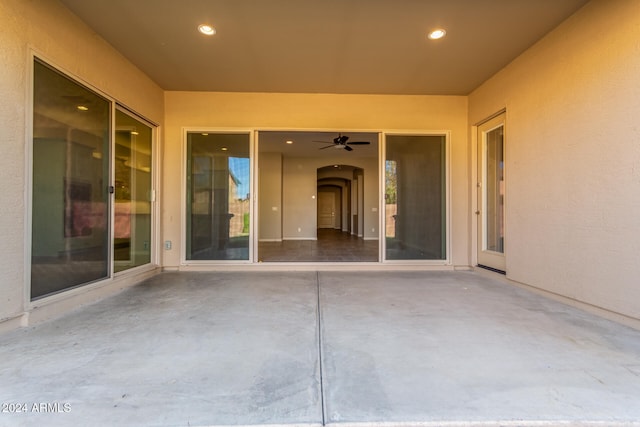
282 237 317 241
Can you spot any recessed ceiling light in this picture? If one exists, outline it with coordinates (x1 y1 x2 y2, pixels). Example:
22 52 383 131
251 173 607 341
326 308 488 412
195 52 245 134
201 133 209 136
428 29 446 40
131 131 139 135
221 147 228 151
286 140 293 144
198 24 216 36
77 105 89 111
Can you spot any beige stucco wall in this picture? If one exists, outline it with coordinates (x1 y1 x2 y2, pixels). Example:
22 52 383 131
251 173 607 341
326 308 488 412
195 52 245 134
0 0 164 325
164 91 469 267
468 0 640 320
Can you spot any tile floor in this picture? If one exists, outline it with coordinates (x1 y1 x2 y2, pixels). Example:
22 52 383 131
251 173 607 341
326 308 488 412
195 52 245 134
258 229 378 262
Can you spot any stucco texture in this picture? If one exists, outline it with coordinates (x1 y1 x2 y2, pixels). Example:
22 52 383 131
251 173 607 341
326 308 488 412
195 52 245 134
469 0 640 319
0 0 163 322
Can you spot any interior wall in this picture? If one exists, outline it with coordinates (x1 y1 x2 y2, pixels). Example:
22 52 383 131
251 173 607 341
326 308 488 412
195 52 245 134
258 152 283 241
0 0 164 326
164 92 468 267
283 156 377 239
468 0 640 320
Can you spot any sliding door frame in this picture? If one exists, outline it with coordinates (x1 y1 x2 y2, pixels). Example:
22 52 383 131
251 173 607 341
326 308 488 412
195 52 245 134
178 127 451 267
113 105 159 276
181 128 255 265
380 131 452 265
25 51 160 307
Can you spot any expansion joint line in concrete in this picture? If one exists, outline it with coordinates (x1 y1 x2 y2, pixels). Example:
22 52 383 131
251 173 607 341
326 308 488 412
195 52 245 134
316 271 327 426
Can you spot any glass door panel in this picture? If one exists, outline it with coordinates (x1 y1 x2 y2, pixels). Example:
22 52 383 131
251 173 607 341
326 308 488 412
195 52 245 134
477 113 506 272
485 126 504 253
31 59 110 299
384 135 446 260
113 109 153 272
186 133 251 260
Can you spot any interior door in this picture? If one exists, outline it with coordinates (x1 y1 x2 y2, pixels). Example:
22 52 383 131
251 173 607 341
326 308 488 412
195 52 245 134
317 191 335 228
477 113 506 272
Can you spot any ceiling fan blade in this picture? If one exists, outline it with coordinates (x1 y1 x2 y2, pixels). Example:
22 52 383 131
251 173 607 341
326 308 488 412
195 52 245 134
312 140 332 144
344 145 353 151
346 141 370 145
339 135 349 144
319 144 335 150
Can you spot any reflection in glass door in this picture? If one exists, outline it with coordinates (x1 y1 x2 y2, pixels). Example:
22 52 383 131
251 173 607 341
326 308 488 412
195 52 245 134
31 59 110 299
113 109 153 272
477 113 506 272
384 134 447 261
186 132 251 260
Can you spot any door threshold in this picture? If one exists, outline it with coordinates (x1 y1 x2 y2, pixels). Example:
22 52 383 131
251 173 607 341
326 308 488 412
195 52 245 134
477 264 506 275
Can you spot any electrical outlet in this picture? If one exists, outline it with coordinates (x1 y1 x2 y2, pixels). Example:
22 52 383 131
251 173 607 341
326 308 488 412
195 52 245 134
164 240 172 250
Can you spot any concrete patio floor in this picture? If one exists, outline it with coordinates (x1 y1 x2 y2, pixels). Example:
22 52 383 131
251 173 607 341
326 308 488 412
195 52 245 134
1 271 640 427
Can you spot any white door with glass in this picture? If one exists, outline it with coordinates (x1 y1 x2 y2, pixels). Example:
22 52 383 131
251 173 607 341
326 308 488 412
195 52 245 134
477 114 506 272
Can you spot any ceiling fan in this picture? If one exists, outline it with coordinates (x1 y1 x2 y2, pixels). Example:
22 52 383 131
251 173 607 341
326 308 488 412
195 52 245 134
314 133 370 151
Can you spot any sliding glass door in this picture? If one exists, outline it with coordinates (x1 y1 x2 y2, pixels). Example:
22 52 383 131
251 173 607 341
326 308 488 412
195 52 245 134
31 58 155 299
186 132 251 261
31 59 111 298
384 134 447 261
114 109 153 272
